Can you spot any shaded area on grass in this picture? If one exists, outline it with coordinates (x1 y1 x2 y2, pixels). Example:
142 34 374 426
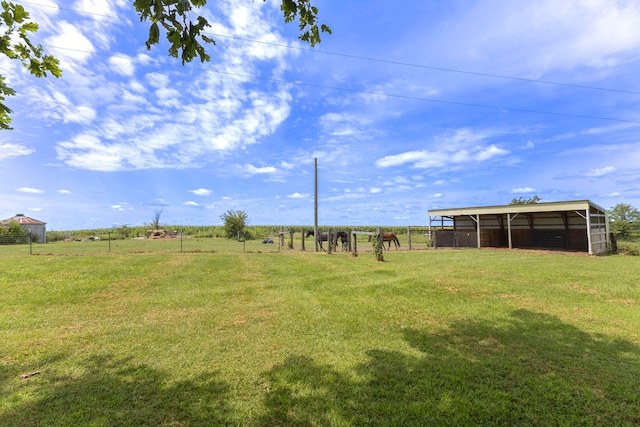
1 355 231 426
260 309 640 426
3 309 638 425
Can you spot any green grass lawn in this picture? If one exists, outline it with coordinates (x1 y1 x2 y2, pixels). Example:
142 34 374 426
1 250 639 426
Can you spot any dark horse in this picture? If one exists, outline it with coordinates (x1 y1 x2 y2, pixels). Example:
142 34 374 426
305 230 337 251
369 232 401 250
336 231 349 251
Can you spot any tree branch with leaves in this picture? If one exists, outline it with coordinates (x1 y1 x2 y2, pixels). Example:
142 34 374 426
1 0 329 130
133 0 331 64
0 1 62 130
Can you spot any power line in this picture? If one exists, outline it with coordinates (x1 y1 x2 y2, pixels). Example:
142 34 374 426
42 44 640 124
207 33 640 96
18 0 640 96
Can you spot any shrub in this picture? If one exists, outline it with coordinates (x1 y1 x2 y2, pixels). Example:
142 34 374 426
617 241 640 256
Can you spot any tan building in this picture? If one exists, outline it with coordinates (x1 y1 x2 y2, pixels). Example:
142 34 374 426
428 200 609 255
1 214 47 243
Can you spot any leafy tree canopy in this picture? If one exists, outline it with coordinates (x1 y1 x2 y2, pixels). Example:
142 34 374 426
220 209 248 239
133 0 331 64
608 203 640 238
509 195 541 205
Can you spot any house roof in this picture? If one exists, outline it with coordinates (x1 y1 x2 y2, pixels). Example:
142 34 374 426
0 213 46 226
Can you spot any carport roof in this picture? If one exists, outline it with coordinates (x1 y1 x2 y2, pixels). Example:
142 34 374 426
428 200 606 217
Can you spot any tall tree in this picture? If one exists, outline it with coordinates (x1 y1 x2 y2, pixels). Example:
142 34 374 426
608 203 639 238
149 208 164 230
0 1 62 130
220 209 248 239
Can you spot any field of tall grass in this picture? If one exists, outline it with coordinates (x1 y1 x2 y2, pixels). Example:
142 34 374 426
1 249 639 425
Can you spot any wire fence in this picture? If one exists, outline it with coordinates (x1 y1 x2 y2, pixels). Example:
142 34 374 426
0 227 433 256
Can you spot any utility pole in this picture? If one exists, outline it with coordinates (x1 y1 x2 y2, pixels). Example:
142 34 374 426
314 157 318 252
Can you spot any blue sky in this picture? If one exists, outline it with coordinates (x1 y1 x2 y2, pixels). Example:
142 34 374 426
1 0 640 230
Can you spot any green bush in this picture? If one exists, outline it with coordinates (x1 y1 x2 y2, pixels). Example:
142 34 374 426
0 221 29 244
617 241 640 256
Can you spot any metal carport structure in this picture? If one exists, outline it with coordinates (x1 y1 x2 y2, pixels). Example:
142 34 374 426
428 200 609 255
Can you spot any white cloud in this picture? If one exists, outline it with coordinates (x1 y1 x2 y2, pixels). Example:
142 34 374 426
375 128 510 170
0 143 34 160
319 112 372 137
189 188 212 196
477 145 509 161
279 161 295 170
57 189 71 194
109 55 136 76
370 188 382 194
288 192 308 199
245 164 277 175
184 201 200 207
443 0 640 75
16 187 44 194
64 105 96 124
511 187 537 194
46 21 95 68
585 166 615 177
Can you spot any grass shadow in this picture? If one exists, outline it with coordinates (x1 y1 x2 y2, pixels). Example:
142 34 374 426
1 354 231 426
259 309 640 425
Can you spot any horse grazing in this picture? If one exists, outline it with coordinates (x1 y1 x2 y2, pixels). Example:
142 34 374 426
336 231 349 251
368 232 401 250
305 230 337 251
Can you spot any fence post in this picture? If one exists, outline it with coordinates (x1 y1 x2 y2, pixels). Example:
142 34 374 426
181 230 184 252
29 231 32 255
301 229 305 251
375 227 384 261
351 230 357 256
328 228 333 254
108 232 111 253
408 226 412 250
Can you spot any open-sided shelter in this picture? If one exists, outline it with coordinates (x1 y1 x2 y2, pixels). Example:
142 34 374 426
428 200 608 255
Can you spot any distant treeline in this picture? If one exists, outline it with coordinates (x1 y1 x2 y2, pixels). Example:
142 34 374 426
46 225 430 242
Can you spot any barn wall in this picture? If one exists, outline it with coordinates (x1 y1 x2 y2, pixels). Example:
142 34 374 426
434 211 592 251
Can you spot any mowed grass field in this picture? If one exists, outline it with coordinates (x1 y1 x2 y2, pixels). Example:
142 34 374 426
1 249 639 426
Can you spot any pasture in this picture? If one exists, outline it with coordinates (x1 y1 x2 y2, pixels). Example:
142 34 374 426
0 230 430 256
1 250 639 425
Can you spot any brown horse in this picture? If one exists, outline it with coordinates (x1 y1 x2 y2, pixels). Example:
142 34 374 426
368 232 400 250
